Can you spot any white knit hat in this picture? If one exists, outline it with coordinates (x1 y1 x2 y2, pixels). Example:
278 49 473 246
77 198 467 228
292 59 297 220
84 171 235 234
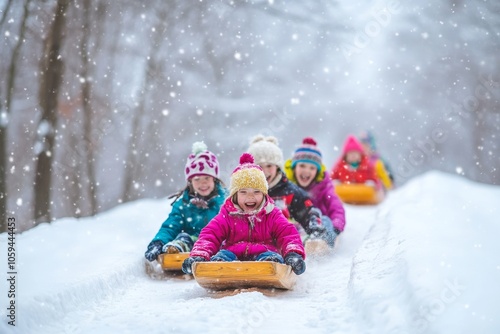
247 135 284 170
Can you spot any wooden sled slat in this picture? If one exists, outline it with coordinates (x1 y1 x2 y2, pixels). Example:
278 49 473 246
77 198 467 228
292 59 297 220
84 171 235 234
334 183 384 205
305 238 330 256
192 261 296 291
158 252 190 271
305 234 341 257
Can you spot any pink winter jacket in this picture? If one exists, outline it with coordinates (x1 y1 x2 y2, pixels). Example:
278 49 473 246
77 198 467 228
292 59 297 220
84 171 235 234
190 196 306 261
306 171 346 232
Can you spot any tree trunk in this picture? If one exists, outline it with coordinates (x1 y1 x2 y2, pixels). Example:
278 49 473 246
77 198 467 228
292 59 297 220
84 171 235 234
80 0 98 215
0 0 14 28
0 0 31 232
34 0 70 224
0 111 6 231
122 11 167 203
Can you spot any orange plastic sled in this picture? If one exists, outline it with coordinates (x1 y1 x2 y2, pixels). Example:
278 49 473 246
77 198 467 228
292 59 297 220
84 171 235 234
334 182 384 205
192 261 296 291
157 252 190 271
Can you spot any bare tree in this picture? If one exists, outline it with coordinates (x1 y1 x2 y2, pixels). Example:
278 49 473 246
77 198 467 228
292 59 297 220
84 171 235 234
79 0 98 215
121 3 170 202
34 0 70 224
0 0 14 28
0 0 31 232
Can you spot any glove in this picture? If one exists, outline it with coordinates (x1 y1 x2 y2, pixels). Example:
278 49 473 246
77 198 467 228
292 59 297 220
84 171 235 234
182 256 206 274
144 240 165 262
308 213 326 237
308 207 322 219
284 252 306 275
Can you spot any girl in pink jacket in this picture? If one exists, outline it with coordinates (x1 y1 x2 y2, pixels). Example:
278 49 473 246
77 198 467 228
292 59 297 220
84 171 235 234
182 153 306 275
285 137 346 246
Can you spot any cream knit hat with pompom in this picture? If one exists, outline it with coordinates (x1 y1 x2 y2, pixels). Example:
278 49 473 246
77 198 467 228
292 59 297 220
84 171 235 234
247 135 284 170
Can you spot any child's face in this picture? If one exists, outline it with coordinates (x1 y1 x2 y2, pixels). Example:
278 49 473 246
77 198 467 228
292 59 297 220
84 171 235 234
259 163 279 184
345 151 362 164
236 188 264 212
190 175 215 197
294 162 317 188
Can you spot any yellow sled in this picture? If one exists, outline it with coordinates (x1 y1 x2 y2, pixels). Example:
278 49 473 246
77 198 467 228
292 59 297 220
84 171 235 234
157 252 190 271
334 183 384 205
192 261 296 291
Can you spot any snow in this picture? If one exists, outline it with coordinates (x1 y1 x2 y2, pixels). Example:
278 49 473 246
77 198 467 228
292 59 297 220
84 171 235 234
1 171 499 333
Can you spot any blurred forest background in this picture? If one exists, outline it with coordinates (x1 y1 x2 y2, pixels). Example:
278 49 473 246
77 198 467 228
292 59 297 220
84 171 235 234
1 0 499 232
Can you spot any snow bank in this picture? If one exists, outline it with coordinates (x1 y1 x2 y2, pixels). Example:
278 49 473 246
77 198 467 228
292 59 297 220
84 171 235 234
349 171 500 333
0 198 172 333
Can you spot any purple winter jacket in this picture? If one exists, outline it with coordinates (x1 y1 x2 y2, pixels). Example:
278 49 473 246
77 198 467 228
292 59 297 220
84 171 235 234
306 171 346 232
190 195 306 261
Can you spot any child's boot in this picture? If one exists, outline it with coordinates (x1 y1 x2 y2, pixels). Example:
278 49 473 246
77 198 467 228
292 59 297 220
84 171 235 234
162 233 193 253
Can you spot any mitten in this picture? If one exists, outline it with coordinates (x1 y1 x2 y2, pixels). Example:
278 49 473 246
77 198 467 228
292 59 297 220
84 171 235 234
284 252 306 275
144 240 165 262
308 207 322 219
181 256 206 274
308 211 326 236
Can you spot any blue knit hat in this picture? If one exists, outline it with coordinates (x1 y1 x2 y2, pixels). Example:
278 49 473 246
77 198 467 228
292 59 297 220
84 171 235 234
359 130 377 151
291 137 322 171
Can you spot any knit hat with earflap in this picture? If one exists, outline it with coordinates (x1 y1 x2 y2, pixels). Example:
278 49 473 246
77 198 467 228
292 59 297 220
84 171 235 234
229 153 268 197
291 137 323 171
184 141 219 181
247 135 284 170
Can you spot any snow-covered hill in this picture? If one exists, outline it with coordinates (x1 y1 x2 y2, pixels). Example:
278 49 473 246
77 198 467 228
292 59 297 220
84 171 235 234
1 171 499 334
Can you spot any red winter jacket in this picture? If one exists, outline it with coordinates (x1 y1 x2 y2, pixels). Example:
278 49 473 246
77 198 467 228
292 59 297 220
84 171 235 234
331 156 378 185
331 135 380 186
190 195 305 261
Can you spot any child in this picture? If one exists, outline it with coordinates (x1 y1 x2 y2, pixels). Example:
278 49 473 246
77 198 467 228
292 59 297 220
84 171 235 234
359 130 394 190
182 153 306 275
144 142 226 262
331 135 380 187
247 135 331 243
283 137 346 245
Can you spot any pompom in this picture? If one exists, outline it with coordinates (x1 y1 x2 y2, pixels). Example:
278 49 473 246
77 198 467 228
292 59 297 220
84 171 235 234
192 141 207 155
239 153 254 164
265 136 279 145
303 137 317 146
250 134 266 144
250 134 279 146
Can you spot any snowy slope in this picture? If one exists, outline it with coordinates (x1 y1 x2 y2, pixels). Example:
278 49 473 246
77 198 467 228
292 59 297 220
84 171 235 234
1 171 499 334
